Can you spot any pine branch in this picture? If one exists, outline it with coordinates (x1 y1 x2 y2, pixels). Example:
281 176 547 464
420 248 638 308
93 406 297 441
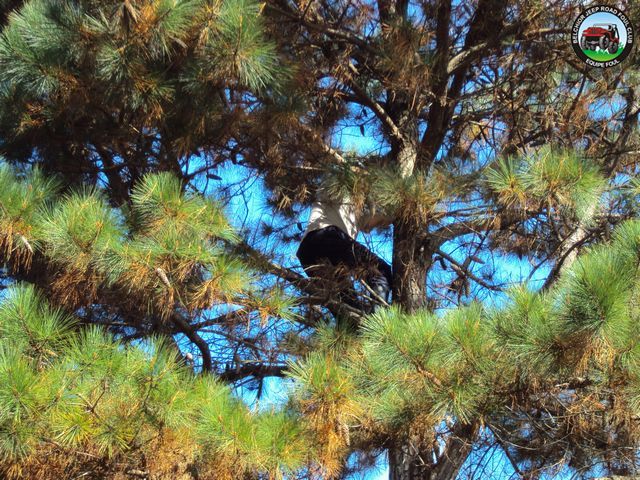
170 314 213 372
219 362 288 381
265 1 378 55
297 122 348 165
429 214 510 248
487 425 525 479
430 422 479 480
446 26 560 76
436 248 501 292
345 61 404 146
419 0 453 166
541 216 596 290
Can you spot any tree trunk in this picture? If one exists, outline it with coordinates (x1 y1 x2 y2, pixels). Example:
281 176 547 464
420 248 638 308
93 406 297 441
389 438 430 480
392 219 429 310
389 214 432 479
389 423 477 480
391 139 427 310
389 144 477 478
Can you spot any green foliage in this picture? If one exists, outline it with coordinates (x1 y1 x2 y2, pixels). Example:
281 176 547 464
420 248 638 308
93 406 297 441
0 162 252 314
131 172 237 244
369 167 442 223
288 350 358 477
354 307 443 423
0 164 59 265
322 159 367 208
0 162 309 476
323 161 444 224
0 283 74 363
252 411 307 473
208 0 280 91
0 284 310 477
0 0 280 96
492 286 560 379
247 286 299 324
486 148 605 222
349 305 495 424
0 0 67 96
289 220 640 469
0 0 636 476
0 346 48 460
485 157 527 209
558 248 632 336
0 0 283 160
37 188 122 276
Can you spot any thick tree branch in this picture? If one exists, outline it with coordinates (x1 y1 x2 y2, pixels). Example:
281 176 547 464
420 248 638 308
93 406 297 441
266 1 378 55
436 248 501 292
430 422 479 480
446 27 562 76
418 0 452 167
345 61 405 145
219 362 288 382
171 314 213 372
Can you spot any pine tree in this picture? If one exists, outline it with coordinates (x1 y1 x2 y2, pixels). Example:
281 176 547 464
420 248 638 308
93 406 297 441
1 0 640 479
